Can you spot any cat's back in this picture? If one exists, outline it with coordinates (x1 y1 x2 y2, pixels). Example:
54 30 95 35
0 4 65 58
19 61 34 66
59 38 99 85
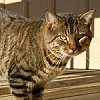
0 8 32 50
0 8 32 41
0 8 43 75
0 8 30 22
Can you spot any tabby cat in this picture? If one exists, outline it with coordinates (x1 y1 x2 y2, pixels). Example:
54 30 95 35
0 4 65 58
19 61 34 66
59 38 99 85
0 8 95 100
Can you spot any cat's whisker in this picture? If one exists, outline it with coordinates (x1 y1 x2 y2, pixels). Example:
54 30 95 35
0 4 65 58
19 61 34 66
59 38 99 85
54 60 61 69
61 56 65 68
45 51 63 66
45 53 53 58
53 56 59 64
51 55 61 67
44 52 63 72
53 57 59 65
54 55 63 68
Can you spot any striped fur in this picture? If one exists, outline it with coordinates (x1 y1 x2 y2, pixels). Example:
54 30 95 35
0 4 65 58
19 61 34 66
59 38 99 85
0 8 95 100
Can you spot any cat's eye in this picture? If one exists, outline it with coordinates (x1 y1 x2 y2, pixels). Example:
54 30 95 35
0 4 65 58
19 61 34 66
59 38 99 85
78 34 85 40
79 37 85 44
74 29 77 33
60 35 67 40
75 28 79 33
79 35 89 43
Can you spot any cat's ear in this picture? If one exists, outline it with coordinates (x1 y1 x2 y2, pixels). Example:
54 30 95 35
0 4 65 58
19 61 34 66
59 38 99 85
80 10 96 24
45 11 58 29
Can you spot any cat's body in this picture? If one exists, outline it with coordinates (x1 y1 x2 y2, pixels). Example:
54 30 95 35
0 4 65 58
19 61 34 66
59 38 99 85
0 8 95 100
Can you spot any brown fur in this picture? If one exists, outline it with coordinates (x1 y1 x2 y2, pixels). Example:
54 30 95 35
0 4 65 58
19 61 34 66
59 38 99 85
0 8 95 100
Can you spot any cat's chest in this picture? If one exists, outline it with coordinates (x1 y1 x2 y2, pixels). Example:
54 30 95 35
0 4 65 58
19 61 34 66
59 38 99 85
37 57 65 83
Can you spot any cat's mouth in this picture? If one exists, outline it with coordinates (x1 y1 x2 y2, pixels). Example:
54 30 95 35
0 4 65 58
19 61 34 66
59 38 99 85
59 49 78 58
67 51 78 57
57 48 78 58
66 48 86 57
62 48 83 57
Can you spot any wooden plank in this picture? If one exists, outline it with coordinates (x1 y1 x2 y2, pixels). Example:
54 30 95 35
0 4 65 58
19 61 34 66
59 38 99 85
1 92 100 100
23 0 29 18
0 70 100 99
56 0 85 14
0 94 14 100
89 0 100 18
5 0 25 16
44 70 100 99
0 0 5 8
44 84 100 100
29 0 55 20
55 92 100 100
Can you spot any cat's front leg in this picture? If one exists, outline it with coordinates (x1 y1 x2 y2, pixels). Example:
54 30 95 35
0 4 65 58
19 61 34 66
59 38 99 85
32 85 44 100
8 67 29 100
9 80 29 100
8 76 29 100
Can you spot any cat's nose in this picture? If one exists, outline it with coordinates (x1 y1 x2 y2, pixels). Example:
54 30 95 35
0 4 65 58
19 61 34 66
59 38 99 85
69 49 75 54
68 43 76 52
70 46 76 51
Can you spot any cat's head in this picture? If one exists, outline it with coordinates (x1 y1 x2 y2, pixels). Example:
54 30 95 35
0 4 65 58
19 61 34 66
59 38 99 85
43 10 95 58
